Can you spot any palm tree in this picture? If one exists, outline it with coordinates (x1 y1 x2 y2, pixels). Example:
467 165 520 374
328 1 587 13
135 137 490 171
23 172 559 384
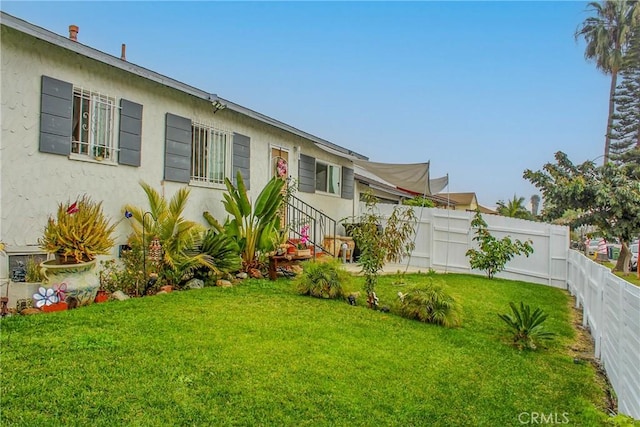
530 195 541 217
496 195 532 220
575 0 639 163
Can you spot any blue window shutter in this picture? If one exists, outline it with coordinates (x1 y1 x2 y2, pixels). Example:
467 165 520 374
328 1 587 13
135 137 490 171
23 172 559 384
164 113 191 183
298 154 316 193
341 167 354 200
232 133 251 190
118 99 143 166
39 75 72 155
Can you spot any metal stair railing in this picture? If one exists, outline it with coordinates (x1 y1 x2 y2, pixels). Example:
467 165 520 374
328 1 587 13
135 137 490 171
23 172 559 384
286 195 339 257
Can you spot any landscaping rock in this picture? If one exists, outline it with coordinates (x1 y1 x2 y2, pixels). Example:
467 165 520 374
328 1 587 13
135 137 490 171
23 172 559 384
216 279 233 288
249 268 263 279
236 272 248 280
21 307 41 315
185 278 204 289
160 285 173 293
111 291 130 301
156 290 167 295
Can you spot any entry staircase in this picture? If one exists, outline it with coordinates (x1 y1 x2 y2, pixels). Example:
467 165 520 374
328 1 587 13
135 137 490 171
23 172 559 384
286 195 342 258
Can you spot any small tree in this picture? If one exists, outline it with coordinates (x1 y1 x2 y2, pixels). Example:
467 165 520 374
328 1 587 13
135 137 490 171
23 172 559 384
466 212 534 279
345 192 417 305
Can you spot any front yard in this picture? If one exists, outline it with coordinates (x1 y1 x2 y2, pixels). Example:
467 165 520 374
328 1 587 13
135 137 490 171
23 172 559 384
0 273 608 426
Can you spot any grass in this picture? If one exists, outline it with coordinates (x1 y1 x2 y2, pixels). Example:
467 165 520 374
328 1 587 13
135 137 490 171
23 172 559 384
0 273 609 426
602 262 640 286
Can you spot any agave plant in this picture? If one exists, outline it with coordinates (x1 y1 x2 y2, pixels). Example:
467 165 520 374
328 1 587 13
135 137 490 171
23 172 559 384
398 280 461 328
209 171 284 270
39 195 117 263
498 302 555 350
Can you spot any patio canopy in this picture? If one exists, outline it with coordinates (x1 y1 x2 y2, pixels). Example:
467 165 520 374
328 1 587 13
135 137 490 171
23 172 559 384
354 159 448 196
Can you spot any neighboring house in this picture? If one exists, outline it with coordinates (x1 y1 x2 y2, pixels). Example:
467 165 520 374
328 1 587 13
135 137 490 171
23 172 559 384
0 13 370 276
435 192 496 214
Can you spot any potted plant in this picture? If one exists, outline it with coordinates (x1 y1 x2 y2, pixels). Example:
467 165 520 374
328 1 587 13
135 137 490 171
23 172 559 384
93 145 109 161
296 225 312 257
38 195 117 306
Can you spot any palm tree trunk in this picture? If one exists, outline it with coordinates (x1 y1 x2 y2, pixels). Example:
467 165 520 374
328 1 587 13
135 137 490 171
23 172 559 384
604 69 618 164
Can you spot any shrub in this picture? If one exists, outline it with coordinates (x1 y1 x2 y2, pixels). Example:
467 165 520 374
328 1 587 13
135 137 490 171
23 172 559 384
465 211 534 279
343 191 416 302
498 302 555 350
295 259 351 299
25 256 44 282
398 279 461 327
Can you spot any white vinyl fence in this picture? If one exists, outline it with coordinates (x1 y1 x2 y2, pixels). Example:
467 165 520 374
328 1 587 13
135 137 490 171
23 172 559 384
567 250 640 419
372 205 569 287
370 205 639 419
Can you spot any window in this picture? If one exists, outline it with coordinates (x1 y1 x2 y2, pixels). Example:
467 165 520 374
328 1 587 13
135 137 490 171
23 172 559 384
72 87 118 161
191 122 230 185
316 161 341 195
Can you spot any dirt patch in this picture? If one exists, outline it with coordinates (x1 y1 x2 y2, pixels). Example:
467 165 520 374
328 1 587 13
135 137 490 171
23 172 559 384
566 293 616 415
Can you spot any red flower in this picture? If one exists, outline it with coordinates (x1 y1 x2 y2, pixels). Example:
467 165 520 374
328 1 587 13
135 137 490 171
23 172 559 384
66 202 79 214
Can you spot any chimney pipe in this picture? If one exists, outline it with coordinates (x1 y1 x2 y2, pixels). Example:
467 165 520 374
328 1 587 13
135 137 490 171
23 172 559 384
68 25 79 42
120 43 126 61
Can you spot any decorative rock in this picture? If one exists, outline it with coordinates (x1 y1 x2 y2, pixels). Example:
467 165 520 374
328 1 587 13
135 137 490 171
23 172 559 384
185 278 204 289
21 307 41 315
236 272 248 280
160 285 173 293
216 279 233 288
111 291 130 301
156 290 167 295
249 268 263 279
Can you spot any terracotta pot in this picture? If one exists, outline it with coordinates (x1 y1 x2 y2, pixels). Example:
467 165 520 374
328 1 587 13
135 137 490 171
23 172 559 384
94 290 109 303
42 301 68 312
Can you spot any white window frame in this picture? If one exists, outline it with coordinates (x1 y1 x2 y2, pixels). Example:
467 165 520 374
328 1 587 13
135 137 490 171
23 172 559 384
315 160 341 195
71 87 119 163
190 121 231 187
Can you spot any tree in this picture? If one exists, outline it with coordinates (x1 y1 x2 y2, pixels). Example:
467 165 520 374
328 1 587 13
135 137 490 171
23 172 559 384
496 195 533 220
344 191 416 307
466 212 534 279
575 0 638 162
523 152 640 274
610 25 640 177
531 195 541 217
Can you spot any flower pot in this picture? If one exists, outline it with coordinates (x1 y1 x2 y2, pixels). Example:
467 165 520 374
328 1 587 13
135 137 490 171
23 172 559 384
94 290 109 303
42 301 68 312
287 246 296 255
40 259 99 306
296 249 311 257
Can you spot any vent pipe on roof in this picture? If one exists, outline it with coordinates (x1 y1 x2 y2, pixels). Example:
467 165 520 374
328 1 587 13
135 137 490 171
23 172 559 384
121 44 126 61
68 25 78 42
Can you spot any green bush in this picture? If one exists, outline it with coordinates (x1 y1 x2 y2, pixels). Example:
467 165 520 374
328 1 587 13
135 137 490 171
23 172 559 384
398 279 461 327
295 259 351 299
466 211 534 279
498 302 555 350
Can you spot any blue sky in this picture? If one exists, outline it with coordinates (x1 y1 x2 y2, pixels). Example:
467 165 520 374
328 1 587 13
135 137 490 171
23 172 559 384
2 1 608 208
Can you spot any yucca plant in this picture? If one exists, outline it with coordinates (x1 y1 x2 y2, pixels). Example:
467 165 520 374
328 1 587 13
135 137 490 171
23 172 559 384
398 280 461 327
210 171 284 270
498 302 555 350
39 195 117 263
295 259 350 299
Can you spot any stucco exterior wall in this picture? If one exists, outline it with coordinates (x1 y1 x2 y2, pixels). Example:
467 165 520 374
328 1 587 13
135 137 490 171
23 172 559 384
0 26 356 256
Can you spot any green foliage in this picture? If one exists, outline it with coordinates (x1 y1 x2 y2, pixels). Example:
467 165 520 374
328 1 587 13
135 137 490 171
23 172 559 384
496 195 533 220
39 195 117 262
402 195 435 208
98 251 150 296
604 413 639 426
211 171 284 270
398 279 461 327
344 191 417 298
295 259 351 299
466 212 534 279
124 182 219 288
198 229 242 276
498 302 555 350
25 256 44 282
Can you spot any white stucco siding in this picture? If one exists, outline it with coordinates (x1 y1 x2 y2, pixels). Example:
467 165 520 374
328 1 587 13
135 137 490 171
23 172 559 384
1 27 356 253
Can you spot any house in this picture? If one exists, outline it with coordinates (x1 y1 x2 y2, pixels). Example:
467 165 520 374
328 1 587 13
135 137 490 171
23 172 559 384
435 192 496 214
0 12 375 277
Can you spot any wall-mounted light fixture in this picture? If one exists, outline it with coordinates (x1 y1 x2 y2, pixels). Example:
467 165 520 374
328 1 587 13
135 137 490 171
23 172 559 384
210 94 227 114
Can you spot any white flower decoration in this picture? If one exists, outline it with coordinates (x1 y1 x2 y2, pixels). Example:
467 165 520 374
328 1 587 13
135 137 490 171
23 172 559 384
33 286 59 308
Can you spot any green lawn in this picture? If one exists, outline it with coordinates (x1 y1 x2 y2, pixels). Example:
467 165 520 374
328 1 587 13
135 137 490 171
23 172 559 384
0 273 608 426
